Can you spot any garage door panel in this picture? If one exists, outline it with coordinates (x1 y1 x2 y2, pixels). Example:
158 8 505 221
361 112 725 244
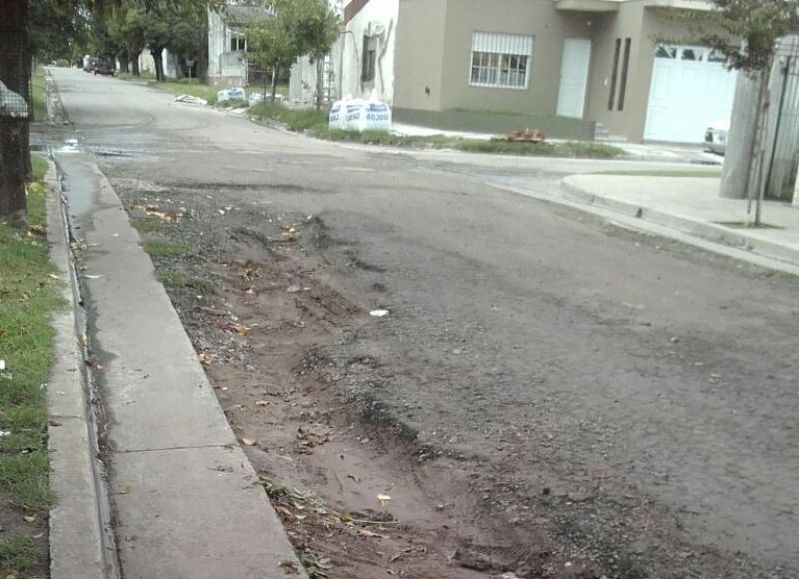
644 45 737 143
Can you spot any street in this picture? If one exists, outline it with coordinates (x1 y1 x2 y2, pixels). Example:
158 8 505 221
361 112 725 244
48 68 798 578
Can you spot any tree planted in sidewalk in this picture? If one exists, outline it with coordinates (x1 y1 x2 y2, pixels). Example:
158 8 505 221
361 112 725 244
245 4 296 102
293 0 340 110
245 0 340 107
702 0 799 226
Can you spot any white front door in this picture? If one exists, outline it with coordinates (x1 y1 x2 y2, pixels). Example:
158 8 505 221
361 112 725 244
644 45 738 142
556 38 592 119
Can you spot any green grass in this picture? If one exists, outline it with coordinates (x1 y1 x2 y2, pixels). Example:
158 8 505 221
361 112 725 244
156 270 214 292
250 102 625 159
251 101 329 131
0 534 39 575
597 169 722 177
31 67 46 122
131 216 168 233
31 156 48 182
117 71 155 81
0 154 59 579
141 239 190 257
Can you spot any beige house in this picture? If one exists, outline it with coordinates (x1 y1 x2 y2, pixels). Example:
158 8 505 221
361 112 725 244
381 0 737 142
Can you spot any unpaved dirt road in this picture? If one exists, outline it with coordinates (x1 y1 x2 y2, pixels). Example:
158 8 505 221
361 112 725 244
48 68 798 578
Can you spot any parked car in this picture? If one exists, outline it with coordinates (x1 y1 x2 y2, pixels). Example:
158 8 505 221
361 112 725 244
704 121 729 155
92 63 116 76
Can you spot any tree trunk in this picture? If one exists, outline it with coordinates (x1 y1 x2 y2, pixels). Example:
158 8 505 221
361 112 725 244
271 63 280 103
741 67 772 225
752 65 772 227
118 51 130 74
0 0 30 226
315 57 324 110
131 51 140 76
22 44 33 179
153 47 164 82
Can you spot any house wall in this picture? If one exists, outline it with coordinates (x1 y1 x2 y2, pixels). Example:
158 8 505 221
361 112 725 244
207 8 247 86
340 0 400 102
438 0 594 115
394 0 448 110
584 2 647 140
586 2 724 141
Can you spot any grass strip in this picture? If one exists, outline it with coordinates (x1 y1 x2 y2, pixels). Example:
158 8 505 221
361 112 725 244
250 102 625 159
0 154 60 577
141 239 190 257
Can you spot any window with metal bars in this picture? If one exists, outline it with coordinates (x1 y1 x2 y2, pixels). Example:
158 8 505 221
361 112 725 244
470 32 534 89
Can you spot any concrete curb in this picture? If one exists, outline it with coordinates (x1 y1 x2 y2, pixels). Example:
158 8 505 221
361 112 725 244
560 176 799 269
45 160 119 579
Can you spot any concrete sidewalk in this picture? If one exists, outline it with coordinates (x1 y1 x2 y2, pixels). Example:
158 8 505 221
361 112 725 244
50 153 306 579
561 174 799 270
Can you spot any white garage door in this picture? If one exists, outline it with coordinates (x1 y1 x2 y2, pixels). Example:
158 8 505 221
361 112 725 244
644 45 738 143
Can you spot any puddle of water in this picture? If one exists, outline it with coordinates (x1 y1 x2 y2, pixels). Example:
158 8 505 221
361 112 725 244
57 137 80 154
92 149 135 158
57 156 100 220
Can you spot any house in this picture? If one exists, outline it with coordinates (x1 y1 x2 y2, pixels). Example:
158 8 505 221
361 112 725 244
207 4 270 87
298 0 739 143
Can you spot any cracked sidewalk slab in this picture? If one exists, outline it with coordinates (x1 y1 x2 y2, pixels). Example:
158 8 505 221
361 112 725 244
53 153 306 578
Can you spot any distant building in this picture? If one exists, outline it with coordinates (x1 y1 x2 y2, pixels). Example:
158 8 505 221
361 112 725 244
207 4 271 87
293 0 740 144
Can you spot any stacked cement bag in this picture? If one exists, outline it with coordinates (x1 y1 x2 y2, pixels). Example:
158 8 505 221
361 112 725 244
329 99 391 132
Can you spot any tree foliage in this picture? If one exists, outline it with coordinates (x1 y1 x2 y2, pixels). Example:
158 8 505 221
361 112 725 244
245 0 340 105
702 0 799 73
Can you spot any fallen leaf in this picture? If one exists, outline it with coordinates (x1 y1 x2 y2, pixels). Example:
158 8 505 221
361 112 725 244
48 273 60 280
376 494 392 505
23 515 36 523
241 437 257 446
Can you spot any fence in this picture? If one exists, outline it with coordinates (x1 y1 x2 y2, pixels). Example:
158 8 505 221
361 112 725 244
765 36 799 200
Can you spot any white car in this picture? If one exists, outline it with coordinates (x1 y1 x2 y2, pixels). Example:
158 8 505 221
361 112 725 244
704 121 729 155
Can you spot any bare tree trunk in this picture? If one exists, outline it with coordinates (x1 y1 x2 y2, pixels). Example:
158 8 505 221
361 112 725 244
22 45 33 179
118 51 130 74
153 47 164 82
131 51 140 76
746 66 772 227
0 0 30 226
271 63 280 103
315 57 324 110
